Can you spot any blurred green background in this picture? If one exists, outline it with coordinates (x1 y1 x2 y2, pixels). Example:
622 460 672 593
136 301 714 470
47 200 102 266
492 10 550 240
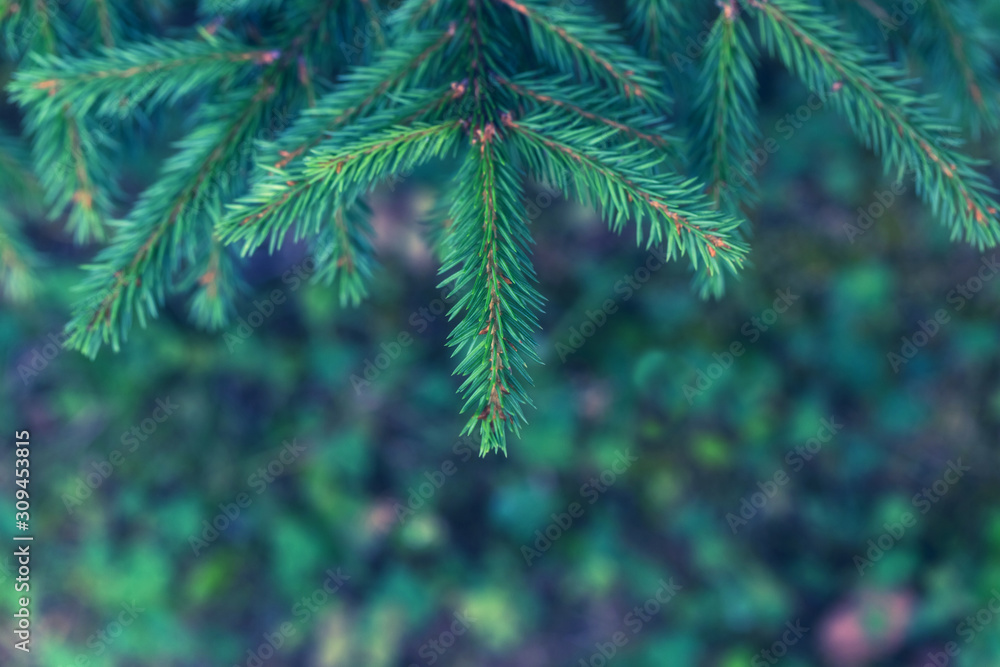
4 13 1000 667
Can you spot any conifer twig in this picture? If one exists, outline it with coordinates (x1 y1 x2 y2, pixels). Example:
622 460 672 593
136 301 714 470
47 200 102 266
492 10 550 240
745 0 1000 248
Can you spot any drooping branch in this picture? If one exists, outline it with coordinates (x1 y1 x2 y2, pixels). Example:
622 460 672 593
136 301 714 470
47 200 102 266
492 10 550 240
495 0 670 110
505 111 748 280
692 4 761 208
441 128 542 455
746 0 1000 248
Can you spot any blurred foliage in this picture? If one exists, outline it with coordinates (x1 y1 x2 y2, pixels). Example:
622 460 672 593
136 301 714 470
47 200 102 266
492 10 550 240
3 2 1000 667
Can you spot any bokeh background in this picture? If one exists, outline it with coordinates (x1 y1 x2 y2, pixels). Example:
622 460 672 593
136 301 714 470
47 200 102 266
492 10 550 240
3 3 1000 666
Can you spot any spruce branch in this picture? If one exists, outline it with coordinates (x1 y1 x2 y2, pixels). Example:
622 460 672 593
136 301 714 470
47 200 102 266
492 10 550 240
358 0 388 50
199 0 284 15
311 203 377 308
60 1 363 354
625 0 687 65
83 0 126 48
63 82 283 357
23 104 118 242
11 14 276 245
280 0 360 78
495 0 672 111
745 0 1000 248
7 0 121 242
692 2 761 209
221 117 464 254
258 25 461 172
11 36 281 120
494 73 681 158
440 133 542 456
392 0 450 34
181 234 246 331
7 0 64 57
304 120 466 187
820 0 895 46
503 111 748 278
13 0 1000 455
911 0 1000 136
